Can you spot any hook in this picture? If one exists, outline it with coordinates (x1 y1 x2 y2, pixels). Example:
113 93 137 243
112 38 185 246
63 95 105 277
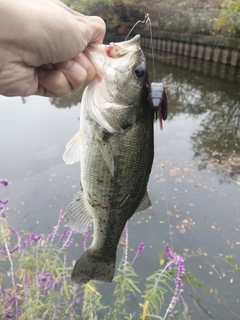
125 13 150 41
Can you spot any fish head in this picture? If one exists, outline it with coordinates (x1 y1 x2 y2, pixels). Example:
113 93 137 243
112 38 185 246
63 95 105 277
85 35 148 107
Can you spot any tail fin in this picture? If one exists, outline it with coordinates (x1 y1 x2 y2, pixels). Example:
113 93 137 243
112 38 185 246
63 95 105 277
71 249 115 284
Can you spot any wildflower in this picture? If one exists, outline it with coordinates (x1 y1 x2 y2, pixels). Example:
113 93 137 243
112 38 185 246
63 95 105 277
62 229 74 248
4 311 14 318
59 229 68 242
124 221 129 263
0 199 8 218
9 226 22 250
83 228 91 251
132 242 145 264
164 244 185 319
0 199 9 207
47 208 64 243
70 296 84 306
38 273 56 291
22 231 42 249
0 179 8 187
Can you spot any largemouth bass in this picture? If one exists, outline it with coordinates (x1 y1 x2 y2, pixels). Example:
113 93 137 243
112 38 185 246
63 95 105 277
63 35 154 284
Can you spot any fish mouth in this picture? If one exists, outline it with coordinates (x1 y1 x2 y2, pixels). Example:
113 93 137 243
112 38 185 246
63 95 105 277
105 35 141 58
84 35 142 78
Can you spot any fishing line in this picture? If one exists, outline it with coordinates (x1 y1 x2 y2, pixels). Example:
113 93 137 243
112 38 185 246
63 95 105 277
126 15 181 314
147 18 174 252
147 16 157 83
126 14 174 250
160 165 174 251
125 14 156 82
143 15 174 251
125 13 150 41
143 16 181 316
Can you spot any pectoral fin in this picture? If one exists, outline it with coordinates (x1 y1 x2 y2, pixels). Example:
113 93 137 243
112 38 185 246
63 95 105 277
63 131 82 165
96 138 114 176
63 192 92 233
136 191 152 212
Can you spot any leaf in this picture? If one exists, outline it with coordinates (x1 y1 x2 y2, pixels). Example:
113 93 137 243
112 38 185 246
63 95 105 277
42 310 49 320
142 300 149 320
127 278 141 294
63 281 70 300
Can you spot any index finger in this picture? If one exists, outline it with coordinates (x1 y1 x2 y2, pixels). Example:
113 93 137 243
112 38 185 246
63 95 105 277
77 15 106 45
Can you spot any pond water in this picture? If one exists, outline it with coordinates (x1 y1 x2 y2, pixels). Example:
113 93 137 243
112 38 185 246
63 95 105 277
0 51 240 319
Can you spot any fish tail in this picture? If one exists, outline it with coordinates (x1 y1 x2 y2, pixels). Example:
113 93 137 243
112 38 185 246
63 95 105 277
71 249 115 284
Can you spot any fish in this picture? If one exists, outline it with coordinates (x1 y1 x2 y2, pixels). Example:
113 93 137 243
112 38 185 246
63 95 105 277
63 34 154 284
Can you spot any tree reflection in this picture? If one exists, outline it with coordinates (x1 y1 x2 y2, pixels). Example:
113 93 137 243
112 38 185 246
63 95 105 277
191 94 240 182
162 70 240 182
49 54 240 182
50 87 84 108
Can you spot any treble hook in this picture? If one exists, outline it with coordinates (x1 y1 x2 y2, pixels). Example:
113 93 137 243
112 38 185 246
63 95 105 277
125 13 150 41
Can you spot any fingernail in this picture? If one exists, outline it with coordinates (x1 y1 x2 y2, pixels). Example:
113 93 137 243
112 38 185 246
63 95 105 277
56 60 73 69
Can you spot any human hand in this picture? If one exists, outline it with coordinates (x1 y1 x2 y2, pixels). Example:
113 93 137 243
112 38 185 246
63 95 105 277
0 0 105 97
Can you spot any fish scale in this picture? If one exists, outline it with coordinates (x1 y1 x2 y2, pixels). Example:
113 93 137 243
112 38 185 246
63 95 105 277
63 35 154 284
81 109 153 255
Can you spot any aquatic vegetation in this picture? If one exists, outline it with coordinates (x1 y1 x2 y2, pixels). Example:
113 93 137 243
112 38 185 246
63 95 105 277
0 180 187 319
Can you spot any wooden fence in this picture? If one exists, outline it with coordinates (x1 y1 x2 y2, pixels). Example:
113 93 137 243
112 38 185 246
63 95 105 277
141 37 240 67
104 34 240 67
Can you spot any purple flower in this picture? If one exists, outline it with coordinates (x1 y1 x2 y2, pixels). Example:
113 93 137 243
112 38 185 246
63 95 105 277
70 296 84 306
0 199 9 206
9 226 22 251
4 311 14 318
164 244 185 319
0 199 8 218
47 209 64 243
59 230 68 243
22 231 42 249
1 211 7 218
132 242 145 264
62 230 74 248
0 179 8 187
83 228 91 251
9 246 19 254
38 273 56 291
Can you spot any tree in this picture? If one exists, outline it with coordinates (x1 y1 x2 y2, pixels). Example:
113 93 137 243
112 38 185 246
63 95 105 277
214 0 240 37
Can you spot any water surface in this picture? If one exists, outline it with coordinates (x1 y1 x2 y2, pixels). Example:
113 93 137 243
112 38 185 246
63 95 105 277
0 56 239 319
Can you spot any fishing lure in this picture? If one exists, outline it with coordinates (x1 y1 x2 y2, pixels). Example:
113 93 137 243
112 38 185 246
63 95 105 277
125 14 169 130
147 82 168 130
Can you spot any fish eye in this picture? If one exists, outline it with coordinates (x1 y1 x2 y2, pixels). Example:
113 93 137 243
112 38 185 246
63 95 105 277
134 66 145 79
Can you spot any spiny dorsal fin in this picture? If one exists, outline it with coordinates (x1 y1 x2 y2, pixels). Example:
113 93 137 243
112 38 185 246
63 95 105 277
63 192 92 233
63 131 82 165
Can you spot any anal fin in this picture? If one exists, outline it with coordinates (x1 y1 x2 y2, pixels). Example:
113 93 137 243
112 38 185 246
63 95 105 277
63 192 92 233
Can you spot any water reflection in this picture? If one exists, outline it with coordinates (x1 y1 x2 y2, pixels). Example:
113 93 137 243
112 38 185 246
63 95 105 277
191 95 240 182
49 53 240 184
146 50 240 83
158 71 240 182
50 87 84 108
